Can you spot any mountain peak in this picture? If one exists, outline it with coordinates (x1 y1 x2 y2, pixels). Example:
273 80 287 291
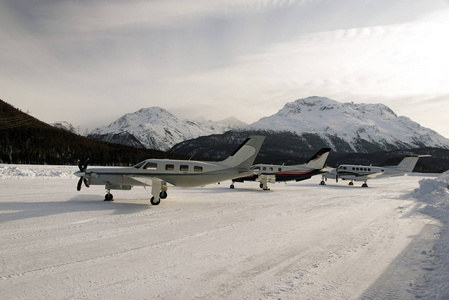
88 107 246 150
246 96 449 153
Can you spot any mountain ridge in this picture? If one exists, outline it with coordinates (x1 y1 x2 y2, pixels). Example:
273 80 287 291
88 107 247 150
244 96 449 153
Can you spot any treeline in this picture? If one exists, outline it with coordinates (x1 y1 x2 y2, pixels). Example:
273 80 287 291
0 100 185 165
2 99 449 172
169 130 449 173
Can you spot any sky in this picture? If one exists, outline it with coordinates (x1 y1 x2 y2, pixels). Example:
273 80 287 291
1 0 449 137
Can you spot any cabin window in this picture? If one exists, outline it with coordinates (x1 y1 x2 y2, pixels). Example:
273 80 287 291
368 168 371 171
144 162 157 170
180 165 189 172
270 167 274 171
165 164 175 171
194 166 203 172
263 167 266 171
352 167 355 170
278 168 282 172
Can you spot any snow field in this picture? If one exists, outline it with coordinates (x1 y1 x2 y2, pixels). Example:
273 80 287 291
0 165 448 299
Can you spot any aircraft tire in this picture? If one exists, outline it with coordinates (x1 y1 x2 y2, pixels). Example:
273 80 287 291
151 197 160 205
160 191 167 199
104 194 113 201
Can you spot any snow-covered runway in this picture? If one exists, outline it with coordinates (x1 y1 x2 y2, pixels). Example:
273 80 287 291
1 165 448 299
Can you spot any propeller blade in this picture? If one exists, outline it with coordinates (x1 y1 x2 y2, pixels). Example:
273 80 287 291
82 158 90 171
77 177 83 191
78 158 90 172
83 177 90 188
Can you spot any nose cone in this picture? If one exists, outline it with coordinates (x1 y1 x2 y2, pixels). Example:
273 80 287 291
74 171 85 178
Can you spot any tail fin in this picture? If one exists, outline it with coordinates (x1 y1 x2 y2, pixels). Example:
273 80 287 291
219 135 265 169
395 155 431 172
301 148 331 169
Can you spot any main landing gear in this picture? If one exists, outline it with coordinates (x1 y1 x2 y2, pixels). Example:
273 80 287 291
104 190 113 201
150 191 167 205
150 181 168 205
259 183 270 191
320 176 326 185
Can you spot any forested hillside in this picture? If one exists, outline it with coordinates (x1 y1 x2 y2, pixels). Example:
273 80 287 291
169 130 449 173
0 100 185 165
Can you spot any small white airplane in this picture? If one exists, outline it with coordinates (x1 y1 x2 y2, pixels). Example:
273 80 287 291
322 154 431 187
74 135 265 205
231 148 331 190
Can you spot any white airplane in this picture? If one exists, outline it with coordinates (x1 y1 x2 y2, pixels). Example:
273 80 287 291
322 154 430 187
231 148 331 190
74 135 265 205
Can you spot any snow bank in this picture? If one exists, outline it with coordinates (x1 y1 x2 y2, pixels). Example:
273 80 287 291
0 164 76 179
413 171 449 299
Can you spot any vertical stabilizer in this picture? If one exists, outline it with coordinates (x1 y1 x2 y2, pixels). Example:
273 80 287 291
395 155 431 172
219 136 265 169
300 148 331 169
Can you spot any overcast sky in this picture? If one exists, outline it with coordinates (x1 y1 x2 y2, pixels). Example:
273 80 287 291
1 0 449 137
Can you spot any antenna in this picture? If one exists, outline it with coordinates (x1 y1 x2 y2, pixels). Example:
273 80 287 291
189 151 197 161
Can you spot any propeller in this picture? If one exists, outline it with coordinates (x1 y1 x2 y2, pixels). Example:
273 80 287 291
76 158 90 191
335 165 339 183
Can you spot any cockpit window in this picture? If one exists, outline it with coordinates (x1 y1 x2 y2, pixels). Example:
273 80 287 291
134 161 146 169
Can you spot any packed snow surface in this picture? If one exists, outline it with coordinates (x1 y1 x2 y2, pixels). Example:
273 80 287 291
1 164 448 299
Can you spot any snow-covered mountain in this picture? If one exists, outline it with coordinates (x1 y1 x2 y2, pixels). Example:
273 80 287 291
245 96 449 152
51 121 76 134
88 107 246 151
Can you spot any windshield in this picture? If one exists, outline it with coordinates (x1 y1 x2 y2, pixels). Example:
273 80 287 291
133 161 146 169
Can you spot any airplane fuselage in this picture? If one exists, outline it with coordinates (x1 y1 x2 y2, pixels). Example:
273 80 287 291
234 164 323 183
325 164 410 182
76 158 252 189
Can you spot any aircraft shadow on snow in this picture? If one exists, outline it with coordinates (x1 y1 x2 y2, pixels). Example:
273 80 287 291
0 195 152 223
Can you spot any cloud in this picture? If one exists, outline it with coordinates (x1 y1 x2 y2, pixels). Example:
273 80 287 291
1 0 449 137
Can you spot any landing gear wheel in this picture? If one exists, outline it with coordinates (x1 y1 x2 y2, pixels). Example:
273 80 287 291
320 181 326 185
349 182 354 186
151 197 160 205
104 193 114 201
230 184 234 189
362 183 368 188
160 191 168 199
